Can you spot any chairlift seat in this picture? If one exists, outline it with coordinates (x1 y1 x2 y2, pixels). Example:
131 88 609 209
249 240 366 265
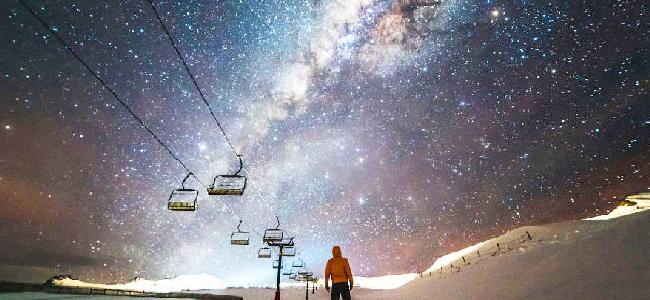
208 175 247 195
231 231 250 245
273 259 281 269
263 229 284 243
281 246 296 257
258 247 272 258
167 189 198 211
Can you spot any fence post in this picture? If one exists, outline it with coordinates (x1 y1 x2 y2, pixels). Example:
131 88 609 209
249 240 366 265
497 243 500 251
462 256 466 263
477 250 480 257
526 231 532 240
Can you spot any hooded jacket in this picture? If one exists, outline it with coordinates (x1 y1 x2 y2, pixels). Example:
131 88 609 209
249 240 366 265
325 246 353 285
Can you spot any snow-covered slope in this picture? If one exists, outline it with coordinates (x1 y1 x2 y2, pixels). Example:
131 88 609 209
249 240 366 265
584 192 650 220
351 196 650 299
420 192 650 274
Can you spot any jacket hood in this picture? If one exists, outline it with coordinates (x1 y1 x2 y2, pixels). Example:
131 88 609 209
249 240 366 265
332 246 342 258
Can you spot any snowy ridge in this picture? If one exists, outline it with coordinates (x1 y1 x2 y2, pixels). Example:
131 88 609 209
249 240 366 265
584 192 650 220
50 273 226 293
415 192 650 281
423 240 488 274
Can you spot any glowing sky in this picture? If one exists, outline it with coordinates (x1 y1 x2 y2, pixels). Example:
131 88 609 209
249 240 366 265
0 0 648 286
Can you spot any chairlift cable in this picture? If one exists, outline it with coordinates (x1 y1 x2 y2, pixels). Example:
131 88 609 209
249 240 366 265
148 0 280 212
146 0 239 158
22 3 295 263
147 0 284 227
147 0 297 235
17 0 206 188
19 0 285 254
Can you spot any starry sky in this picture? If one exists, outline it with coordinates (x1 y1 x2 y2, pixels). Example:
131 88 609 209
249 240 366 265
0 0 648 286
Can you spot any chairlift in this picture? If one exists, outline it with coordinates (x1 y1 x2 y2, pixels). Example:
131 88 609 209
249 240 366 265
230 220 250 245
281 246 296 257
168 173 198 211
289 274 297 280
292 260 305 268
282 269 293 276
263 216 284 243
208 155 247 195
273 259 281 269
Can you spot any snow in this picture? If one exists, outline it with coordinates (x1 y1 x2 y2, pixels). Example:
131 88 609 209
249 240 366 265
353 273 419 289
50 273 226 293
424 241 488 274
584 192 650 220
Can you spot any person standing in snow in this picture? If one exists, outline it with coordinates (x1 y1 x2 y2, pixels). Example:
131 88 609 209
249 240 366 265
325 245 354 300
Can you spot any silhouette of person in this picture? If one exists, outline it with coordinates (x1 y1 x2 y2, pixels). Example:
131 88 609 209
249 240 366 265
325 245 353 300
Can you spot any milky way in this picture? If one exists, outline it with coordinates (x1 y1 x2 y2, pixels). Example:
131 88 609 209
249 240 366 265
0 0 648 286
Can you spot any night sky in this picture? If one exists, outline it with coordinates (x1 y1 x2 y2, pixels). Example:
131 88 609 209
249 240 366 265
0 0 648 286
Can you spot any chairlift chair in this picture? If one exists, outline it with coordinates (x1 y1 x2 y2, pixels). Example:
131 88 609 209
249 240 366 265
263 216 284 243
273 259 281 269
258 247 272 258
168 173 198 211
208 155 247 196
263 230 284 243
297 274 312 282
230 220 250 245
281 246 296 257
282 269 293 276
